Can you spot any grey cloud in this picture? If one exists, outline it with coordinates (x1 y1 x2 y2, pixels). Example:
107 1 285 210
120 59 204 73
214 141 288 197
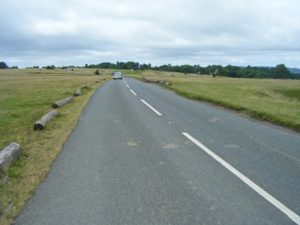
0 0 300 67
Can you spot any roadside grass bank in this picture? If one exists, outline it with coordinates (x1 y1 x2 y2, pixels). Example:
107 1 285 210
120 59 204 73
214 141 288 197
127 70 300 132
0 68 109 224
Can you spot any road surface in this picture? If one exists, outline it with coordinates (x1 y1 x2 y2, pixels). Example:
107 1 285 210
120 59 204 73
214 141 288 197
15 78 300 225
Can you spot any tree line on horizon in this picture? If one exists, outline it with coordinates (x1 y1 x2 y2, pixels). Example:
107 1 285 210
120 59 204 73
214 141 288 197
1 60 299 79
85 61 299 79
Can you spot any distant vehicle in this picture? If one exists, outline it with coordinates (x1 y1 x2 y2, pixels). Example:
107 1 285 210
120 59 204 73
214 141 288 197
112 71 123 80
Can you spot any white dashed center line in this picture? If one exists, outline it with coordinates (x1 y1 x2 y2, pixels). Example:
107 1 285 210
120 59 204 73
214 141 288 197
123 80 130 88
140 99 162 116
130 89 137 96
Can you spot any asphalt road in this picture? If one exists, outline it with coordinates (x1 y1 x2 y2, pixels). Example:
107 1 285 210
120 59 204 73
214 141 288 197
15 78 300 225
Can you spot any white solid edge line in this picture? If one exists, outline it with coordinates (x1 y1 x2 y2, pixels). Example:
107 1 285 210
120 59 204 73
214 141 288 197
130 89 137 96
140 99 162 116
182 132 300 225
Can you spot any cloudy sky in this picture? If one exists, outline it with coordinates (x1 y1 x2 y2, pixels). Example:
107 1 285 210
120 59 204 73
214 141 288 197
1 0 300 67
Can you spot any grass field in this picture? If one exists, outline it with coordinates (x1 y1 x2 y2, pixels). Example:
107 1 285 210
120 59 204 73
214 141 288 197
128 70 300 131
0 68 110 224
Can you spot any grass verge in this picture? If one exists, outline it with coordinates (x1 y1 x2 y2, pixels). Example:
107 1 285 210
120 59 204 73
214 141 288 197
0 68 109 224
126 70 300 132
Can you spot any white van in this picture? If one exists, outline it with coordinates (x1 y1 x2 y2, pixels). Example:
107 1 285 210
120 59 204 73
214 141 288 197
112 71 123 80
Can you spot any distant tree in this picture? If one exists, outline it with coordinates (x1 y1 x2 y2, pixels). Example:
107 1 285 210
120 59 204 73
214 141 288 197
271 64 290 79
45 65 55 70
98 62 115 69
212 69 218 78
139 63 152 70
115 61 139 70
0 61 8 69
